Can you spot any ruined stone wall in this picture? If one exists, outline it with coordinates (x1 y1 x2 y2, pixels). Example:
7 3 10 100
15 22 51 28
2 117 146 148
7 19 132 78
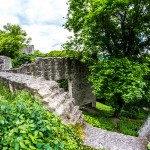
138 115 150 141
8 57 96 107
21 45 34 54
0 72 84 125
0 56 12 70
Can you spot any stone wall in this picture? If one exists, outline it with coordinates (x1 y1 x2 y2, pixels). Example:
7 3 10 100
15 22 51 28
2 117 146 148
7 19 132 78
8 57 96 107
21 45 34 54
0 72 84 125
0 56 12 70
138 115 150 141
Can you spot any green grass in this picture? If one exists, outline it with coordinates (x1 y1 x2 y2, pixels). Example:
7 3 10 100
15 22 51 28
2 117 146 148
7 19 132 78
96 102 113 112
147 143 150 150
118 117 144 136
83 111 116 131
83 102 148 136
96 102 114 117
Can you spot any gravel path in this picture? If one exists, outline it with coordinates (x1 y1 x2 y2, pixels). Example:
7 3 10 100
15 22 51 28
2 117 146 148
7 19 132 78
84 124 148 150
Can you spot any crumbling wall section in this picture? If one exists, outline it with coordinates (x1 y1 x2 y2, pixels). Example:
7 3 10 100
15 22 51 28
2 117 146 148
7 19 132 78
8 57 96 107
0 56 12 70
0 72 84 125
138 115 150 141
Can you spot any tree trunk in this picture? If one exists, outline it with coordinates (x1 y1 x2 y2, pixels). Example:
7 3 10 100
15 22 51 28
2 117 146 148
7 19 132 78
113 106 123 118
113 97 124 118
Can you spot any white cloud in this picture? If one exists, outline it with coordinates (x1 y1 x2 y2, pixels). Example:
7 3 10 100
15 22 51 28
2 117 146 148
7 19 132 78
24 0 68 25
0 16 19 27
22 24 72 53
0 0 71 53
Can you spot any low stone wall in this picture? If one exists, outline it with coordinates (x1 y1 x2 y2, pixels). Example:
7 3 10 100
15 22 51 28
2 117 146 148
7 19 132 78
7 57 96 107
0 72 84 125
138 115 150 141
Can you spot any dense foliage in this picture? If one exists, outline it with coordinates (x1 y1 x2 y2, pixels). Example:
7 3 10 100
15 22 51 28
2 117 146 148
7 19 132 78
0 85 90 150
64 0 150 60
0 23 31 59
63 0 150 117
12 50 80 68
12 50 44 68
89 57 149 117
45 50 80 59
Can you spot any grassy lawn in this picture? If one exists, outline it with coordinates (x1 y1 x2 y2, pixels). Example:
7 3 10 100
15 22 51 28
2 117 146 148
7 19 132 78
82 102 149 136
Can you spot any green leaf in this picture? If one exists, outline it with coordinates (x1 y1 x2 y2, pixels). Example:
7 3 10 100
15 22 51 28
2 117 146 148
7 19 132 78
29 134 34 142
33 130 39 136
36 143 43 149
0 120 4 124
24 140 31 145
15 143 19 150
39 132 43 137
29 145 36 150
19 141 27 149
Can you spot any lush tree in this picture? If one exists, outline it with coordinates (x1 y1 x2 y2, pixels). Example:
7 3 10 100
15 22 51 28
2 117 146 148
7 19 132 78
0 23 31 58
64 0 150 117
88 58 149 117
64 0 150 60
33 50 44 57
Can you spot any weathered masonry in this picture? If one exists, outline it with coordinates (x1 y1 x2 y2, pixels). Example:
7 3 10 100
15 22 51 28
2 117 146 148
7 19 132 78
0 56 12 70
138 116 150 141
0 72 84 124
7 57 96 107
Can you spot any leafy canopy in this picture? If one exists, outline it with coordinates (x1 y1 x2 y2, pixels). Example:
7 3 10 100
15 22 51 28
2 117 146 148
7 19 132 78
64 0 150 59
64 0 150 117
0 23 31 59
88 57 149 116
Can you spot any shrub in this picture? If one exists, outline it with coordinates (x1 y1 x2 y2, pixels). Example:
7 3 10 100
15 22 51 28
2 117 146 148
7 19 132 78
12 54 33 68
44 50 80 59
89 57 149 117
12 50 44 68
0 89 86 149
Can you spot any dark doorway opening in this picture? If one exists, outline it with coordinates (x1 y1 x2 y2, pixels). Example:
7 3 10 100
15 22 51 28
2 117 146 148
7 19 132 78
57 79 68 91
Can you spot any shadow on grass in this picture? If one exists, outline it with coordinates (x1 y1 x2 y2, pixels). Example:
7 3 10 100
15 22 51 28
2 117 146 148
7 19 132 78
81 102 149 136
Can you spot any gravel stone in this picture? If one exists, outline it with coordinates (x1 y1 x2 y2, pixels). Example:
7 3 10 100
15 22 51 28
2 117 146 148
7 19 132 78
84 124 148 150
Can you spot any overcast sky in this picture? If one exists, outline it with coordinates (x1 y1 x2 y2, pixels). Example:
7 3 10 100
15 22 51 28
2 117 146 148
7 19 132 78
0 0 72 53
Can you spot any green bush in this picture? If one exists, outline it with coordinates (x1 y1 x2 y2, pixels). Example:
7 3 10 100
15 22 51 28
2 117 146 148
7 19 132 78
12 50 44 68
44 50 80 59
12 50 81 68
89 57 149 117
0 88 86 149
12 54 33 68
